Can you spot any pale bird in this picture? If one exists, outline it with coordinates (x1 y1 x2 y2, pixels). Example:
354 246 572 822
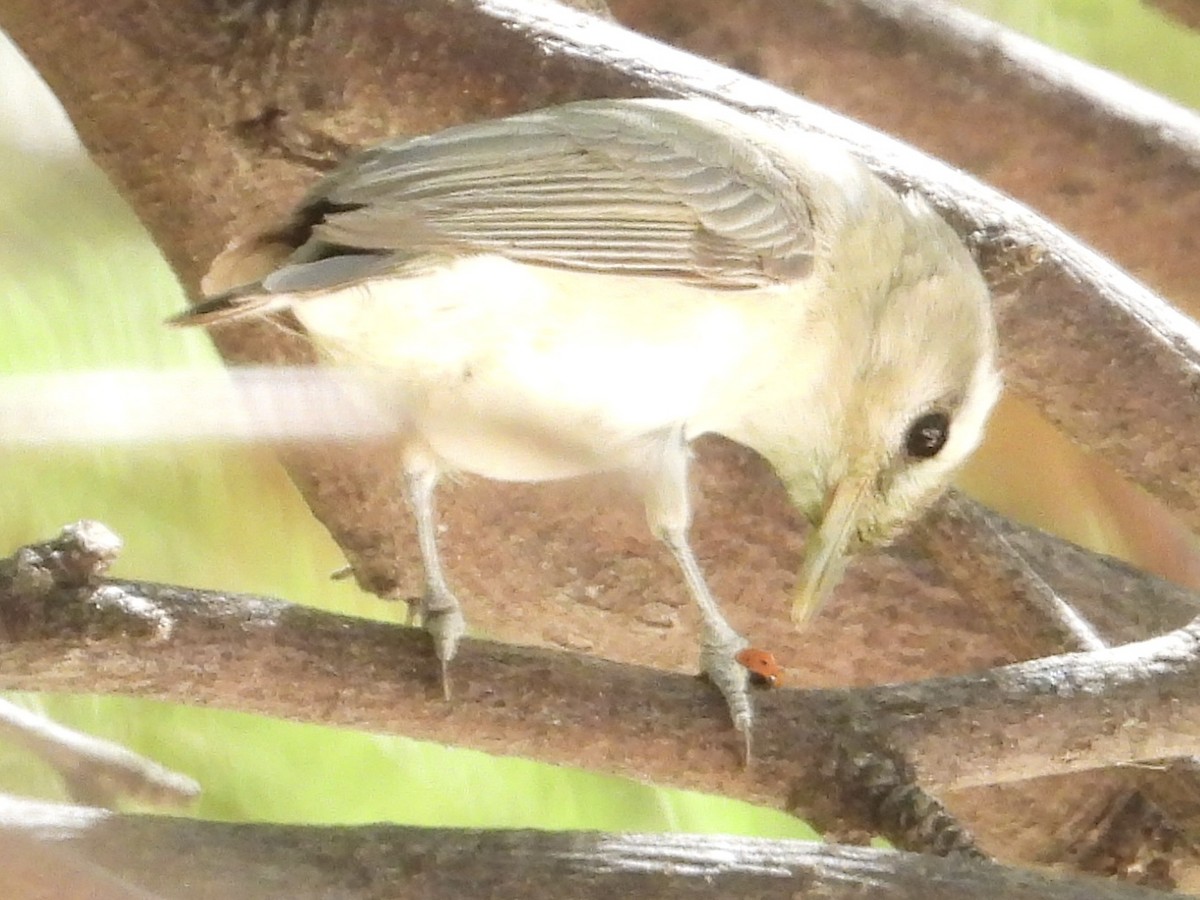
173 97 1001 760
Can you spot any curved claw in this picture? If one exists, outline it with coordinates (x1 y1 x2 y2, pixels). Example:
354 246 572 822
700 634 756 767
408 593 467 700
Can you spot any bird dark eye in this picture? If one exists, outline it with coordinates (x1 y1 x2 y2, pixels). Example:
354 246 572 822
905 411 950 459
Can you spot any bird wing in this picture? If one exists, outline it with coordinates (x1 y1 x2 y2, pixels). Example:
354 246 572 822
264 99 816 295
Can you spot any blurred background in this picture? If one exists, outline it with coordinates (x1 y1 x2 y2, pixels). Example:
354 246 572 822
1 0 1197 836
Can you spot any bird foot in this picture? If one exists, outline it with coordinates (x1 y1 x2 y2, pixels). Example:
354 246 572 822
699 632 755 767
406 591 467 700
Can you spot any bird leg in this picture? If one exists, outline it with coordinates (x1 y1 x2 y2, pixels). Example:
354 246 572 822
642 431 754 765
402 454 467 700
663 531 754 765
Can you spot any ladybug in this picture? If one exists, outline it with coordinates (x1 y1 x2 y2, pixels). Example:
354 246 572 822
735 647 785 688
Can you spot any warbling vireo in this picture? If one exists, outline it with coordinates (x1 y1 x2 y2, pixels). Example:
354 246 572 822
173 97 1001 759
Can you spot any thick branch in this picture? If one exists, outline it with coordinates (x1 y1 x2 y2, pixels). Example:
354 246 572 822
912 493 1200 657
0 796 1170 900
4 525 1200 834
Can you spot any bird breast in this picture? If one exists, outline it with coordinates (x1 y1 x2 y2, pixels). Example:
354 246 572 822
290 254 825 481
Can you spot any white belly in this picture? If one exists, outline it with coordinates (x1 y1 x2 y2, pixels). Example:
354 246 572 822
292 255 814 481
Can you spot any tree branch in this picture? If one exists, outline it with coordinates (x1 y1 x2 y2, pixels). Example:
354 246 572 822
0 697 198 810
4 523 1200 849
0 794 1173 900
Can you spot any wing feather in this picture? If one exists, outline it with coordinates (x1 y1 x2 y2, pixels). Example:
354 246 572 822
276 99 817 294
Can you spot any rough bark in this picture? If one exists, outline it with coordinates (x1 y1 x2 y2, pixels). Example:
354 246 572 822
3 523 1200 852
0 523 1195 898
0 795 1171 900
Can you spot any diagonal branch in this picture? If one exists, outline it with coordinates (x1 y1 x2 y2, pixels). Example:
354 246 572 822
0 697 199 810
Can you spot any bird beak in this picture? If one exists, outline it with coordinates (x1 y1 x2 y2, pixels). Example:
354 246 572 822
791 475 872 626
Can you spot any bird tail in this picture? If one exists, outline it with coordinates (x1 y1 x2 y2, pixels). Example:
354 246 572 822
166 290 288 327
168 231 296 327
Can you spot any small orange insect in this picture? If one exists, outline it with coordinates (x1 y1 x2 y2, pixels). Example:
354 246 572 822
735 647 785 688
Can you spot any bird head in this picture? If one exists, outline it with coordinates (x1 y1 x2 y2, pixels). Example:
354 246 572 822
788 192 1001 625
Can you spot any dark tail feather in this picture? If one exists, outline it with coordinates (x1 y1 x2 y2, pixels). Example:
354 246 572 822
170 231 299 327
166 289 284 327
